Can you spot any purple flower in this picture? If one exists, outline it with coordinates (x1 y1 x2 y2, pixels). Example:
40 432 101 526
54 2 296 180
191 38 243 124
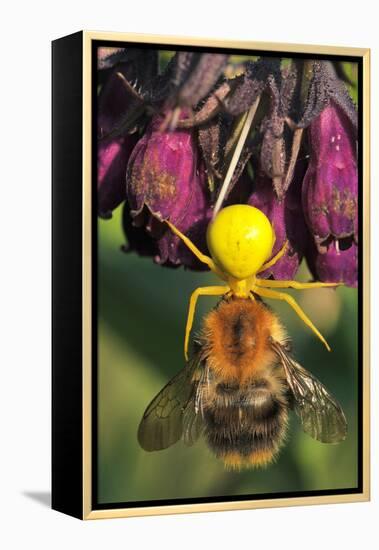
97 63 140 218
98 137 137 218
98 63 136 139
248 165 307 280
122 203 159 258
302 102 358 286
126 113 211 270
307 239 358 288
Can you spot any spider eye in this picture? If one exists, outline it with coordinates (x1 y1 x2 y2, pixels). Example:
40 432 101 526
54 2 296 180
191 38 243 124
206 205 275 279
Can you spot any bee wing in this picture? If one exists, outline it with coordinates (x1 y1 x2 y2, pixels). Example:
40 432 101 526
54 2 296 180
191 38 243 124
182 402 205 447
138 352 204 451
272 342 347 444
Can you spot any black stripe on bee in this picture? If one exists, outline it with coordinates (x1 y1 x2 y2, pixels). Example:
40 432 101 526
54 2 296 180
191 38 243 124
203 400 288 457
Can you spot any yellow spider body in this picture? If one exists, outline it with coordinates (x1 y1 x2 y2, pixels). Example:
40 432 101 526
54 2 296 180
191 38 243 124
166 204 339 360
207 205 275 280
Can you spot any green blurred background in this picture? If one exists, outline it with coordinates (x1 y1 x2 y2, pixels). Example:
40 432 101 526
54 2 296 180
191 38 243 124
97 55 359 505
98 213 358 505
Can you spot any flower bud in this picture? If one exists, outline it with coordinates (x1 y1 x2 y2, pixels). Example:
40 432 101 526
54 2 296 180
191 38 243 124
98 63 136 139
97 62 141 218
126 114 211 269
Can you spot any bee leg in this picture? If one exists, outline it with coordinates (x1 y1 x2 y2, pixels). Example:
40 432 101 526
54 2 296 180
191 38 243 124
258 241 288 273
166 221 226 280
256 279 341 290
184 285 230 361
252 285 331 352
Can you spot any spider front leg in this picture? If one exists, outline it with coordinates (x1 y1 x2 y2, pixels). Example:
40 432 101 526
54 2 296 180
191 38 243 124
166 221 226 280
253 285 331 351
256 279 341 290
184 285 230 361
258 241 288 273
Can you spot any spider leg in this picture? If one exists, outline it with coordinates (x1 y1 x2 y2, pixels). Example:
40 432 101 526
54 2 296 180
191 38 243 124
258 241 288 273
252 285 331 351
166 221 225 280
184 285 230 360
256 279 341 290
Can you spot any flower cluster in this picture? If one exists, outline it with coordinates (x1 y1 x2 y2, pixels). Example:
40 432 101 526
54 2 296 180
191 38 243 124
97 50 358 285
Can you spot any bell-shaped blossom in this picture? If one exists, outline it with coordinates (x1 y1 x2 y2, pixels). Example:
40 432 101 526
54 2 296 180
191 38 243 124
306 238 358 288
303 102 358 286
126 114 211 269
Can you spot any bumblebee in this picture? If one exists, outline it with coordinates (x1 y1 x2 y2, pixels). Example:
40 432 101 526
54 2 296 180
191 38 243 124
138 205 347 467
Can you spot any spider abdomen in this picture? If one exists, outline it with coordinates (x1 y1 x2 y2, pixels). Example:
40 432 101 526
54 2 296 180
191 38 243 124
206 204 275 279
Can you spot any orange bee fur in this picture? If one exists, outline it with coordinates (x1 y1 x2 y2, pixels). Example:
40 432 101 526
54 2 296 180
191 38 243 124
222 449 277 470
202 298 287 384
195 297 290 469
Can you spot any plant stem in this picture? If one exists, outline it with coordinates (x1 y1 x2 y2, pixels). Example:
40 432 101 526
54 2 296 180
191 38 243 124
283 126 304 192
213 96 260 218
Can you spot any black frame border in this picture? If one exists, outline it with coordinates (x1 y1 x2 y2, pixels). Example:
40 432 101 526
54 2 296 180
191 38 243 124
52 31 84 519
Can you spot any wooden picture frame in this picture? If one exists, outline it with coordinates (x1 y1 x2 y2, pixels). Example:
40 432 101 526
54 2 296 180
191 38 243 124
52 31 370 520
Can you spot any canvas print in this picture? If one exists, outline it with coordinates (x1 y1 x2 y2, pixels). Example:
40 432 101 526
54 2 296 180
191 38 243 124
95 45 360 508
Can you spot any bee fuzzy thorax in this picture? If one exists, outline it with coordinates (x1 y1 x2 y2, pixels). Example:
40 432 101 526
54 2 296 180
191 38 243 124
202 297 287 384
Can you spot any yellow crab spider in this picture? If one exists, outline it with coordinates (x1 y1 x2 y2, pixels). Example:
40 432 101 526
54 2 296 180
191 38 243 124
166 204 340 360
